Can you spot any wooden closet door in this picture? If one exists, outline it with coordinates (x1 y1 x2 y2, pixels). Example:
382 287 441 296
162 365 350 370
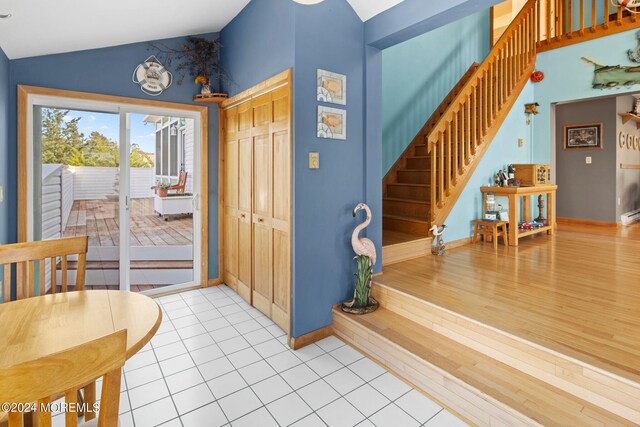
251 93 273 317
223 107 239 290
236 102 253 303
270 86 291 332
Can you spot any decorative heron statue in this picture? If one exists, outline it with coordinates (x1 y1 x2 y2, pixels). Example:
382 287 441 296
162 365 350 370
342 203 379 314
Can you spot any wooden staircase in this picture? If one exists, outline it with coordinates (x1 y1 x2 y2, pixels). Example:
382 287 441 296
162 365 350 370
382 0 537 262
383 63 480 240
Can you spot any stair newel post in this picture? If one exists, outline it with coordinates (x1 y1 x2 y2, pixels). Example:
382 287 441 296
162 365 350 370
604 0 609 29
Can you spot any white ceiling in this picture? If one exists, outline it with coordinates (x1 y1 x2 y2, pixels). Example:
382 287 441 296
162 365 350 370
0 0 404 59
347 0 404 22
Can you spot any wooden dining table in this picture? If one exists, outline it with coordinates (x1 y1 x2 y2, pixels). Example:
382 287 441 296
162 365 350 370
0 290 162 369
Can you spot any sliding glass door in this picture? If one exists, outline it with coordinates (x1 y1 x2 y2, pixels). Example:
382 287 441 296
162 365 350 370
29 98 201 294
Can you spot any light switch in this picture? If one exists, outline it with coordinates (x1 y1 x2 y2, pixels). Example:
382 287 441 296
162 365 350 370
309 152 320 169
0 185 3 203
586 156 592 164
518 138 524 147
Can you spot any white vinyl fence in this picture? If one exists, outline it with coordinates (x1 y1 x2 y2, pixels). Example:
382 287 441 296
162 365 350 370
70 166 154 200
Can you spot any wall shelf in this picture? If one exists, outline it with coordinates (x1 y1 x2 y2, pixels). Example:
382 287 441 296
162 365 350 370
193 93 229 104
619 112 640 129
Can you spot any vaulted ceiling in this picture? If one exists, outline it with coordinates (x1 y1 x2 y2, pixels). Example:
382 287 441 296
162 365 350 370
0 0 405 59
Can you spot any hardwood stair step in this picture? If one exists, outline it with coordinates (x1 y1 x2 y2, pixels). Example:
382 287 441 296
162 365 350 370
381 233 432 265
383 197 429 219
397 169 430 184
386 183 429 200
333 307 633 427
414 145 428 156
371 280 640 423
382 214 430 236
406 156 429 169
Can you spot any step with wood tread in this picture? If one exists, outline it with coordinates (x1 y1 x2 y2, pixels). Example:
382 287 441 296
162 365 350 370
333 307 633 427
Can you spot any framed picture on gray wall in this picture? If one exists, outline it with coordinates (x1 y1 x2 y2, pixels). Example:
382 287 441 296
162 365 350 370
563 123 603 150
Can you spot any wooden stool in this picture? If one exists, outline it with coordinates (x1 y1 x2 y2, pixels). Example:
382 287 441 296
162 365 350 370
472 220 509 249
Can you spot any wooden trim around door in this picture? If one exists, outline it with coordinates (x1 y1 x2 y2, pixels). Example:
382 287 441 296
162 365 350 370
17 85 211 288
220 68 293 338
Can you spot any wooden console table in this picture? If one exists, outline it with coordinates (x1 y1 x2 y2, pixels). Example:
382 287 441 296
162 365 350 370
480 185 557 246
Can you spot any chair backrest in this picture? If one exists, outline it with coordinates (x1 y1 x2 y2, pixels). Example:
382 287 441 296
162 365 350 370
0 236 89 303
0 329 126 427
174 170 188 193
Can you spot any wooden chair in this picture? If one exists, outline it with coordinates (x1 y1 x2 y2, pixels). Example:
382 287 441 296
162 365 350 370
0 236 88 302
0 330 126 427
0 237 94 422
170 170 188 194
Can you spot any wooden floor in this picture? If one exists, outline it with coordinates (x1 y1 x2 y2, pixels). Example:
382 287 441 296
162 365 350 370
382 229 424 246
64 198 193 247
379 222 640 383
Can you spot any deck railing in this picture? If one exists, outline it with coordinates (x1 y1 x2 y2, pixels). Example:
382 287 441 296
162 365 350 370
427 0 537 226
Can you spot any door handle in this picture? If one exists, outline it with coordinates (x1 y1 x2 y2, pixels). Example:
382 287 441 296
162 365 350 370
240 213 246 218
258 217 264 223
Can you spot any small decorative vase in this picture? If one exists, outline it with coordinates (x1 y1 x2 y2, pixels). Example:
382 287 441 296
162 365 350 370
158 188 169 197
201 83 211 94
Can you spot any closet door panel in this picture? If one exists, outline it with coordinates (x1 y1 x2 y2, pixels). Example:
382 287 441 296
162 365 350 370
252 133 272 219
223 107 239 288
237 135 252 303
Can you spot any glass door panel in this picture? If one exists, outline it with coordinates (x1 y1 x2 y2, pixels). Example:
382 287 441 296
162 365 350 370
34 106 121 291
128 114 195 291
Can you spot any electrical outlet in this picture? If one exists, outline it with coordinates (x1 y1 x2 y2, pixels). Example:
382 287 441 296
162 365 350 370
518 138 524 147
585 156 592 164
309 152 320 169
618 197 621 206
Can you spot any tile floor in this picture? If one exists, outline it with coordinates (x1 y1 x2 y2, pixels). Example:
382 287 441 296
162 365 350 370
53 285 468 427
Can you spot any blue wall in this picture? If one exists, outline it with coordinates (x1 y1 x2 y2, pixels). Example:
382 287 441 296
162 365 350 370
533 28 640 164
6 34 220 278
0 46 9 245
220 0 295 96
291 0 366 337
382 10 490 173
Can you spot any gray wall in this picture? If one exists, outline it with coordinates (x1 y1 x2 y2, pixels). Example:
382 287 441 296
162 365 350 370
555 97 617 222
616 95 640 218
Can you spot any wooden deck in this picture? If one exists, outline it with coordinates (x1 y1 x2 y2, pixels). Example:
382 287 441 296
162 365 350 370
64 198 193 247
379 222 640 383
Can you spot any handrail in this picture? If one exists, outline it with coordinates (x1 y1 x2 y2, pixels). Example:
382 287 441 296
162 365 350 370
426 0 537 226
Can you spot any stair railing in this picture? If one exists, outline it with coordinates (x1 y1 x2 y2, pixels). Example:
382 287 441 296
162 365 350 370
537 0 640 51
427 0 537 226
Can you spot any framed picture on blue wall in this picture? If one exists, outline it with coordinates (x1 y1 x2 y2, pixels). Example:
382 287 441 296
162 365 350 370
317 69 346 105
318 106 347 140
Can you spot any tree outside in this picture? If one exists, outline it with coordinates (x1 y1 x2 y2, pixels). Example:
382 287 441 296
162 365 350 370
41 108 154 167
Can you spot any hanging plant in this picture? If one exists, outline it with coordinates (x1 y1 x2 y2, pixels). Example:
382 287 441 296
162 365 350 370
148 37 230 94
